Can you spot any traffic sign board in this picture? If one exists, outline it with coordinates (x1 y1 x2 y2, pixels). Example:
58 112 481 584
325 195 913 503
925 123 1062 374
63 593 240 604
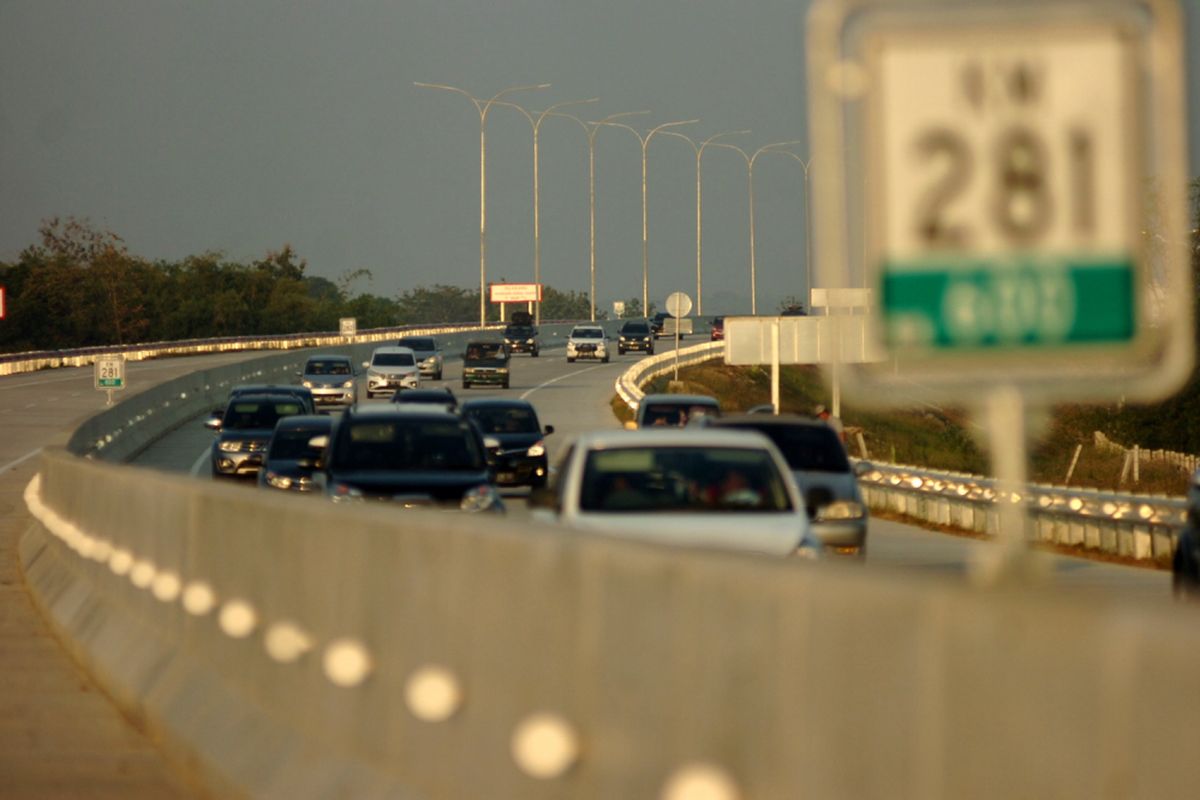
94 356 125 391
665 292 692 318
339 317 357 337
808 0 1191 403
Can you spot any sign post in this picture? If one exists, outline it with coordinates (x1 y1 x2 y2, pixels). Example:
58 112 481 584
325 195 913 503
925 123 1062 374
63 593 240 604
339 317 357 338
94 355 126 406
665 292 693 381
809 0 1190 582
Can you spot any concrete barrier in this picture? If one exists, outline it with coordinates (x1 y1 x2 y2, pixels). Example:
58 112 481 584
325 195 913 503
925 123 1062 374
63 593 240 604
20 342 1200 798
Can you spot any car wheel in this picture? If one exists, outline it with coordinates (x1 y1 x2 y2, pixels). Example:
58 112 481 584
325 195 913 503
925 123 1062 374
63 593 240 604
435 370 443 381
532 349 539 358
462 381 470 389
502 378 510 389
602 354 609 363
567 356 575 363
618 347 625 355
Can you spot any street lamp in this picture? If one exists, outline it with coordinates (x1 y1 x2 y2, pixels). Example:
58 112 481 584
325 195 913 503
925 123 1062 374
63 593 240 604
495 98 599 325
711 140 803 315
755 149 815 310
594 118 698 315
413 81 551 326
660 130 751 315
544 110 652 321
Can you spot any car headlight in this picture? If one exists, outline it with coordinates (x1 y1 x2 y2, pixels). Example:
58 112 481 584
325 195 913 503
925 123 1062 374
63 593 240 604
342 380 355 389
461 484 502 512
218 440 243 452
264 471 292 489
527 440 546 457
497 368 509 374
526 338 535 344
816 500 866 521
301 380 314 389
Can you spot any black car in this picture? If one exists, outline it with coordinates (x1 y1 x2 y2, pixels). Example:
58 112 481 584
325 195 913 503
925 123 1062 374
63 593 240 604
390 386 458 410
460 398 554 488
206 393 307 479
462 341 510 389
617 320 655 355
503 322 540 357
313 404 503 512
258 414 332 492
650 311 670 338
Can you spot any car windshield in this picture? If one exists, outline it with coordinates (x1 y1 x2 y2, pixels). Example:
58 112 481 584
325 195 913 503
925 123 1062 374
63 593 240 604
373 352 415 367
397 338 435 351
573 328 603 339
579 446 791 513
306 359 351 376
641 402 719 427
621 323 649 334
269 426 327 460
466 406 539 434
729 424 851 473
336 419 484 471
465 344 504 360
223 401 303 430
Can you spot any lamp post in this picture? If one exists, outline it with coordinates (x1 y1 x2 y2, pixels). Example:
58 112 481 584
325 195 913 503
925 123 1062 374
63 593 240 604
413 81 551 326
755 149 815 309
496 98 599 325
711 140 804 314
594 118 698 316
660 130 751 315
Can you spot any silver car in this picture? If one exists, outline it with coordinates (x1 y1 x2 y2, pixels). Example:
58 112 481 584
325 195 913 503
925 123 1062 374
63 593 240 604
531 428 821 559
566 325 609 363
695 415 869 556
396 336 444 380
363 346 421 399
298 355 356 410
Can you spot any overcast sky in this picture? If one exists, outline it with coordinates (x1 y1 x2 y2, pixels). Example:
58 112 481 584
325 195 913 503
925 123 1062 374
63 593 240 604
1 0 1197 315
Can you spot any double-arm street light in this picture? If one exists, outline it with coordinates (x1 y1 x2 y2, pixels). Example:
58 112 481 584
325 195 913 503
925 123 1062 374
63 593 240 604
594 118 698 315
544 110 651 320
413 81 551 326
497 97 599 324
756 149 815 308
711 140 804 314
660 130 751 315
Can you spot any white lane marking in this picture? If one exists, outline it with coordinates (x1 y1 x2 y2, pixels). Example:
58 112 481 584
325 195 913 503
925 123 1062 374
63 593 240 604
0 447 43 476
24 403 36 409
520 363 612 400
190 447 212 477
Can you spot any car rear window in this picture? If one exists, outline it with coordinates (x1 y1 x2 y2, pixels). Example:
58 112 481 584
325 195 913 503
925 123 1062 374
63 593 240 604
641 402 720 427
269 425 327 459
621 323 649 334
465 406 539 434
579 446 791 513
224 401 303 430
305 359 351 375
465 343 505 360
337 420 483 471
373 352 416 366
573 328 603 338
729 423 850 473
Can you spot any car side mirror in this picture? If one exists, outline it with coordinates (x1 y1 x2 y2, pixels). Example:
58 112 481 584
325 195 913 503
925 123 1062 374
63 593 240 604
544 424 555 435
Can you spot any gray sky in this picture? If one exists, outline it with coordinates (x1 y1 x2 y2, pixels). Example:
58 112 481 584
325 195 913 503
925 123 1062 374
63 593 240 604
1 0 1198 316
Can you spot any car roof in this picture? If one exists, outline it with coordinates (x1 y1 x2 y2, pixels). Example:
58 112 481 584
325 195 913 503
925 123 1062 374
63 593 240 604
571 428 774 450
465 339 505 346
273 414 332 431
397 336 436 345
370 346 415 354
346 403 461 420
571 325 604 332
704 413 825 429
226 393 307 406
639 393 721 407
460 397 534 410
304 353 351 362
231 384 310 394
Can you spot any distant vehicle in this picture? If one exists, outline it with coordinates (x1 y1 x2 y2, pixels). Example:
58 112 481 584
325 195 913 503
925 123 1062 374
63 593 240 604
1173 470 1200 598
529 428 821 559
694 414 870 556
566 325 609 362
633 393 720 429
710 316 725 341
362 346 421 399
503 320 540 357
650 311 670 338
258 414 332 492
390 386 458 410
205 393 307 479
461 341 510 389
395 336 444 380
617 320 654 355
780 304 807 316
460 398 554 488
298 355 356 410
510 309 533 326
310 404 503 512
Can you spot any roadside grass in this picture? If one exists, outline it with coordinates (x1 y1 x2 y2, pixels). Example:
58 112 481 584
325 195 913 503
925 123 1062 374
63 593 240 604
625 362 1191 496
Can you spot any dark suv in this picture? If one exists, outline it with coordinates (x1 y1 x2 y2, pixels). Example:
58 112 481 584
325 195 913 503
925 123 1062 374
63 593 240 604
313 404 503 512
460 398 554 488
462 341 510 389
650 311 670 338
206 393 307 479
617 320 655 355
503 321 540 356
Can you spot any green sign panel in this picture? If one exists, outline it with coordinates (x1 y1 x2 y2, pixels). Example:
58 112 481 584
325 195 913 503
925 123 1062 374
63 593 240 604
882 258 1134 349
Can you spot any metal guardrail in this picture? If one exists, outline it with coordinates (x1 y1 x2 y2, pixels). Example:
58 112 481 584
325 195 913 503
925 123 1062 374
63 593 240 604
613 340 724 410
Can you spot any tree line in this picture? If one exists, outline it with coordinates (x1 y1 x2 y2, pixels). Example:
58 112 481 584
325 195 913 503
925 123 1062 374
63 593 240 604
0 218 597 353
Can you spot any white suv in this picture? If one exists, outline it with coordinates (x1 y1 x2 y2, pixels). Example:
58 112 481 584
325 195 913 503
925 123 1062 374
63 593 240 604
362 346 421 399
566 325 609 363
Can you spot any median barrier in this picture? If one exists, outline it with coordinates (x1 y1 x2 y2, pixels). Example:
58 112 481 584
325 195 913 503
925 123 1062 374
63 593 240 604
19 334 1200 798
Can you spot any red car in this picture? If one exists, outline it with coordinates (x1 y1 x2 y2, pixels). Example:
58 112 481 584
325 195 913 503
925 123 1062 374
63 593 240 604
710 316 725 341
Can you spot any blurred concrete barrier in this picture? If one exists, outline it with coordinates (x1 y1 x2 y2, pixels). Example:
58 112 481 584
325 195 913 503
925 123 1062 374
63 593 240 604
19 340 1200 799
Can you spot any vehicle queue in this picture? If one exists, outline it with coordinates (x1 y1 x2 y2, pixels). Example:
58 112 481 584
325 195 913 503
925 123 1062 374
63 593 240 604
199 319 865 559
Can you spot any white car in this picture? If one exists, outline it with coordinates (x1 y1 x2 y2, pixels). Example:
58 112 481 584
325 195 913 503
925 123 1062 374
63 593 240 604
566 325 609 362
530 428 821 559
362 346 421 399
395 336 444 380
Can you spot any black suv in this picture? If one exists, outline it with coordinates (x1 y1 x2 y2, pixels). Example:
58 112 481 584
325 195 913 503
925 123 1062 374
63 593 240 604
313 404 503 512
503 321 540 356
462 341 511 389
617 320 655 355
460 398 554 488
